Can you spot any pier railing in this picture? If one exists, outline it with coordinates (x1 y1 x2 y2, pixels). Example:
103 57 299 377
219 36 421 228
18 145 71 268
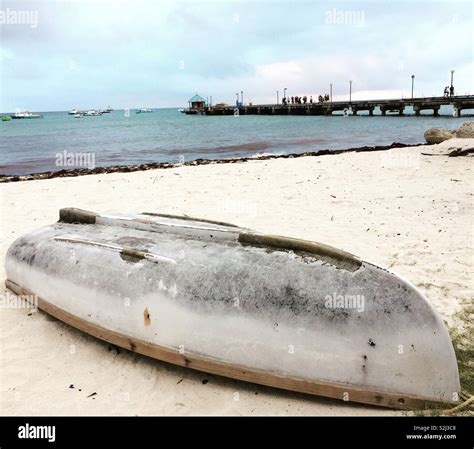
183 95 474 117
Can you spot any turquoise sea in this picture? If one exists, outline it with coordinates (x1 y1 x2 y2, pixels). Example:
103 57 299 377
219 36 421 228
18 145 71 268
0 106 470 175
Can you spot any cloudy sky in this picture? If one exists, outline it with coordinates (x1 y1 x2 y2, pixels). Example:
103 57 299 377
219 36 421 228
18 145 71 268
1 0 472 111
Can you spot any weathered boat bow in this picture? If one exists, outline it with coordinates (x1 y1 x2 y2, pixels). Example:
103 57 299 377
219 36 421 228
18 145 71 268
5 208 460 409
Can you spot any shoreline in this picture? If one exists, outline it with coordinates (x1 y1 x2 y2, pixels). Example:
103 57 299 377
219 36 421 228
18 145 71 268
0 142 425 183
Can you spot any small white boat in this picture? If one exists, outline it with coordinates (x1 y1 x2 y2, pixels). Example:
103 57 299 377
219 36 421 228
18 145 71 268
5 208 460 409
68 108 78 115
83 109 102 116
10 111 43 119
136 108 153 114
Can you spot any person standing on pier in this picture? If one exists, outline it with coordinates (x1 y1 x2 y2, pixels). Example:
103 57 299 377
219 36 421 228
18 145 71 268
444 86 449 97
450 85 454 97
310 96 313 103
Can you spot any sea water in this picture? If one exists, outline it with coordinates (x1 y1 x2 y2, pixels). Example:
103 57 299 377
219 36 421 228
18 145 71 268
0 106 470 175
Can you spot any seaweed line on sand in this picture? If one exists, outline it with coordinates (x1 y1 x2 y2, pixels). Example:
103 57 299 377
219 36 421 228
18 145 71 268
0 142 425 183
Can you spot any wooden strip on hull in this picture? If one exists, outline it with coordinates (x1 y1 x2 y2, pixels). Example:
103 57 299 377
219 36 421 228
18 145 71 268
5 279 453 410
141 212 241 228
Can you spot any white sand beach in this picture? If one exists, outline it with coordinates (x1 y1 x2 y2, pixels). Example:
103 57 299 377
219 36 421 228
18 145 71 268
0 141 472 416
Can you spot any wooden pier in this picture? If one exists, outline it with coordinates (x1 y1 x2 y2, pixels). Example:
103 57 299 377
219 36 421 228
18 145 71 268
184 95 474 117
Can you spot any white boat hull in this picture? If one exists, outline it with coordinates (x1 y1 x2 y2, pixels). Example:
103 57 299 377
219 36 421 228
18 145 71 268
5 208 460 409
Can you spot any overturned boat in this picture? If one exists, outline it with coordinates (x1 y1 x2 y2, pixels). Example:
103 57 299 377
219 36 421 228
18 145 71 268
5 208 460 409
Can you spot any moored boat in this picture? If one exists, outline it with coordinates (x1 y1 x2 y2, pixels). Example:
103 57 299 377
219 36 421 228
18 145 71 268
136 108 153 114
5 208 460 409
10 111 43 119
83 109 102 116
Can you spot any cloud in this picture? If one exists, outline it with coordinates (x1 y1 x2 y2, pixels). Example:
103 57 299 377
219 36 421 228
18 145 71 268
0 0 472 111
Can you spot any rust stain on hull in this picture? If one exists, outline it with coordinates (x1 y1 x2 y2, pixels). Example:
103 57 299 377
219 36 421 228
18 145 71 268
144 308 151 326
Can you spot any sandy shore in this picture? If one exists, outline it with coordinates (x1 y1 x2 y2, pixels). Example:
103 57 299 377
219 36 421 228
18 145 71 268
1 141 472 415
